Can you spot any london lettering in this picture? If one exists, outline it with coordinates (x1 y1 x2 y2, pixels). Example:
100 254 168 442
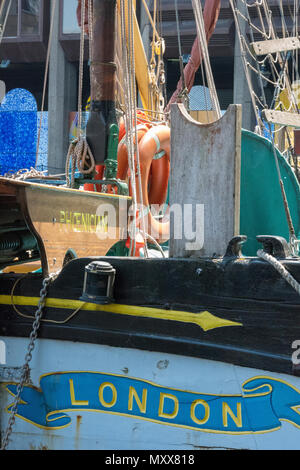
6 373 300 434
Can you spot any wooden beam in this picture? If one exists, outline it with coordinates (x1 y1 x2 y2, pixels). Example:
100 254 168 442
250 37 300 56
262 110 300 129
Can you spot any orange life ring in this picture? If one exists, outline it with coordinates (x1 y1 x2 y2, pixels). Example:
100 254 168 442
84 112 151 193
117 124 170 205
135 124 170 243
118 111 151 143
117 124 150 181
148 152 169 206
84 118 170 233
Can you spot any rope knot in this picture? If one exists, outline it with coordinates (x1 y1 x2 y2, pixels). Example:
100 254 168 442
66 137 95 187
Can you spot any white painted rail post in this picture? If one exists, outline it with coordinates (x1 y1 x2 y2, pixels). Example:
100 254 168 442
169 103 242 258
0 339 6 365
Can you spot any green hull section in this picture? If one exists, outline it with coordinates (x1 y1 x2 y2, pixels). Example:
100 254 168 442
240 130 300 256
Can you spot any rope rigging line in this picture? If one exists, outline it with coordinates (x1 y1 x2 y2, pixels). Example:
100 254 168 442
10 275 84 325
0 0 12 48
145 0 166 114
141 0 160 43
191 0 221 119
128 0 149 257
120 0 148 257
65 0 95 188
35 0 57 169
257 249 300 296
230 0 300 253
230 0 300 138
173 0 191 110
120 0 137 256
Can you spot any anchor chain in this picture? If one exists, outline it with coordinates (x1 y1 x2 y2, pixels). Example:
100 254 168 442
0 272 58 451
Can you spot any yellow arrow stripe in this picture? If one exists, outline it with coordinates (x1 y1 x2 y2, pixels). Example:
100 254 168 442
0 295 242 332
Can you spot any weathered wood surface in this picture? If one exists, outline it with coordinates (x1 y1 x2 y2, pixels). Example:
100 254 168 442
169 103 241 258
250 37 300 56
262 110 300 129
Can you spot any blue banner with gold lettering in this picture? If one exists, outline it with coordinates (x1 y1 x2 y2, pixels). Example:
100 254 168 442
5 372 300 434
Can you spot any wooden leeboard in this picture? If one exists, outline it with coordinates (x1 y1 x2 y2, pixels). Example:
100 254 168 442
24 184 130 274
169 104 241 258
262 109 300 129
250 37 300 56
0 178 131 275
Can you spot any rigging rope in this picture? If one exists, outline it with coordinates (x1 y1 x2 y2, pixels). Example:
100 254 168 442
120 0 149 257
141 0 160 42
120 0 137 256
257 249 300 296
174 0 189 108
65 0 95 188
35 0 57 168
129 0 149 257
0 0 12 48
230 0 300 141
230 0 300 252
10 275 84 325
192 0 221 119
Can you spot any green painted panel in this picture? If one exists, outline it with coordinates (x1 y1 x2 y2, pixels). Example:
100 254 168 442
240 129 300 256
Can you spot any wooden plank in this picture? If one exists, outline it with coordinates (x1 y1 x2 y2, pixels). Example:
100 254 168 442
169 103 241 258
189 110 218 124
24 185 130 275
250 36 300 56
0 178 131 275
262 110 300 129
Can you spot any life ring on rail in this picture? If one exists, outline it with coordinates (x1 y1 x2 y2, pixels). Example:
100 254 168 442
148 152 169 206
117 124 150 181
135 124 170 243
117 123 170 206
84 111 151 193
118 111 151 143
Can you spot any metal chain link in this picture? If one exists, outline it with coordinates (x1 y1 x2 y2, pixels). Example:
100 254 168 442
0 273 58 451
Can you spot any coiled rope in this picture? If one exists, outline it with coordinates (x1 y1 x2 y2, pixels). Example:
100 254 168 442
65 138 95 188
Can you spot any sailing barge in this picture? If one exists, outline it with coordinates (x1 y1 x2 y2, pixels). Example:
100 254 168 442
1 0 300 450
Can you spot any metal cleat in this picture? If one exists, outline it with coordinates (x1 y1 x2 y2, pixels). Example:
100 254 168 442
224 235 247 258
256 235 290 259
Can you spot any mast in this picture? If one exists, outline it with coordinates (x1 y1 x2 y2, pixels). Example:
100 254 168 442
86 0 118 178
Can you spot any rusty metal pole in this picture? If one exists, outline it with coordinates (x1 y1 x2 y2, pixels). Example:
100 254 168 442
86 0 118 171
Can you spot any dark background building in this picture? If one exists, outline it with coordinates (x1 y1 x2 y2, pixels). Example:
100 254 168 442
0 0 298 172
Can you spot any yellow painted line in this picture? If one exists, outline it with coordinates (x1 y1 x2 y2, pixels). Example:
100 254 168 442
0 295 242 332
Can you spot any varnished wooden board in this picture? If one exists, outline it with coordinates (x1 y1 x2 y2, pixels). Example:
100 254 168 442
0 178 131 275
